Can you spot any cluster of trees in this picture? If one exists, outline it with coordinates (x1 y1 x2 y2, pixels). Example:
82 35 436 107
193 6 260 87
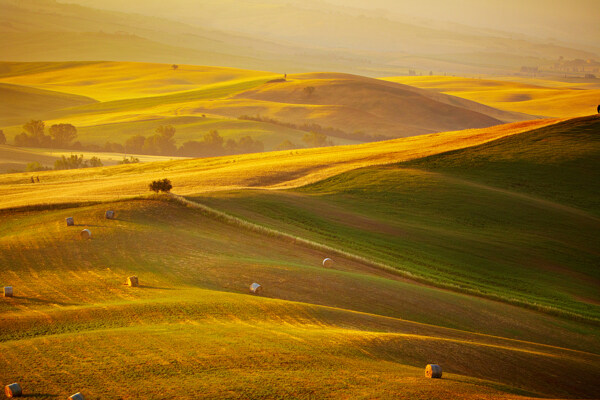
54 154 103 170
124 126 264 157
124 125 177 155
7 118 347 161
25 154 104 172
14 120 79 148
178 130 263 157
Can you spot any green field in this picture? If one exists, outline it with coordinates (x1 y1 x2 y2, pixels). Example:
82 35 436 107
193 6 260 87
1 198 599 399
1 66 599 398
192 116 600 321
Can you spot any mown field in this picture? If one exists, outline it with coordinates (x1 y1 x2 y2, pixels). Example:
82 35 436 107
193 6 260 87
1 198 599 399
1 113 599 398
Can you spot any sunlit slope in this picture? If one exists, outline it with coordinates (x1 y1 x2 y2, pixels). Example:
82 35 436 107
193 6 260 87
0 83 97 126
383 76 600 118
0 61 277 101
188 116 600 321
0 118 561 209
231 72 506 137
403 115 600 214
1 199 599 399
0 144 188 173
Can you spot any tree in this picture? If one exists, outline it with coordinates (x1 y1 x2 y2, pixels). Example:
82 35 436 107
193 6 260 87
143 125 177 155
125 134 146 153
302 131 332 147
54 154 86 170
0 130 5 145
49 123 77 148
202 130 225 156
236 136 264 154
172 64 178 70
303 86 315 96
149 178 172 193
16 120 51 147
23 120 45 138
275 139 299 150
88 157 103 167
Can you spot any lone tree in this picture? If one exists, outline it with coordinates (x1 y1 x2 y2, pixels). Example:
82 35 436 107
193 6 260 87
149 178 172 193
172 64 179 70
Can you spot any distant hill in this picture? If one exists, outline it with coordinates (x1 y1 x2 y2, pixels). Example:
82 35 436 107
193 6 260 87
384 76 600 118
1 0 597 76
0 62 524 150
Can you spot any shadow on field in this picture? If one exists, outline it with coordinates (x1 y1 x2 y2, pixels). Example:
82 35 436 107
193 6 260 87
138 285 176 290
442 377 538 397
21 394 55 398
11 296 77 307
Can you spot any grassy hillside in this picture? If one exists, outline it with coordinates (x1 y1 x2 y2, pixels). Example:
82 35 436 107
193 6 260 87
0 83 96 126
402 115 600 214
180 117 600 321
0 118 559 209
382 76 600 118
1 198 599 399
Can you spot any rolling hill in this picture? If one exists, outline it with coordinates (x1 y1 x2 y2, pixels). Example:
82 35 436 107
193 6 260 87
0 62 536 155
382 76 600 118
1 115 599 398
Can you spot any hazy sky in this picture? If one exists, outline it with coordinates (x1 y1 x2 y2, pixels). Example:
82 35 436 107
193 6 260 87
62 0 600 50
329 0 599 44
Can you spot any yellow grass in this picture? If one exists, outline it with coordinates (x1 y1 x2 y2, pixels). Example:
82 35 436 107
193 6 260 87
0 62 277 101
382 76 600 118
0 118 562 209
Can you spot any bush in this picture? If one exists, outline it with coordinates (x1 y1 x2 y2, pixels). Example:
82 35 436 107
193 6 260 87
88 156 103 167
149 178 172 193
118 156 140 164
26 162 50 172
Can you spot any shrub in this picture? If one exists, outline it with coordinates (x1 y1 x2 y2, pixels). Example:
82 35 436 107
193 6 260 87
149 178 172 193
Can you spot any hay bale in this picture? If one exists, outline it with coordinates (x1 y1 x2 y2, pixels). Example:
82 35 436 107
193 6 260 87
66 217 74 226
127 276 139 287
4 286 13 298
425 364 442 379
69 393 85 400
80 229 91 240
322 257 334 268
4 383 22 398
249 282 262 294
105 210 115 219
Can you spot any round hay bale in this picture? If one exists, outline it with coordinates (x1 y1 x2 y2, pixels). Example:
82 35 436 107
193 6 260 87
105 210 115 219
425 364 442 379
5 383 22 398
69 393 85 400
127 276 139 287
322 257 334 268
249 282 262 294
80 229 91 240
66 217 74 226
4 286 13 297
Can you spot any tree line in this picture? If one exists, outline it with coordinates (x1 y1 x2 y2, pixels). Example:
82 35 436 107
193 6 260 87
6 120 269 158
238 114 387 142
6 119 345 159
